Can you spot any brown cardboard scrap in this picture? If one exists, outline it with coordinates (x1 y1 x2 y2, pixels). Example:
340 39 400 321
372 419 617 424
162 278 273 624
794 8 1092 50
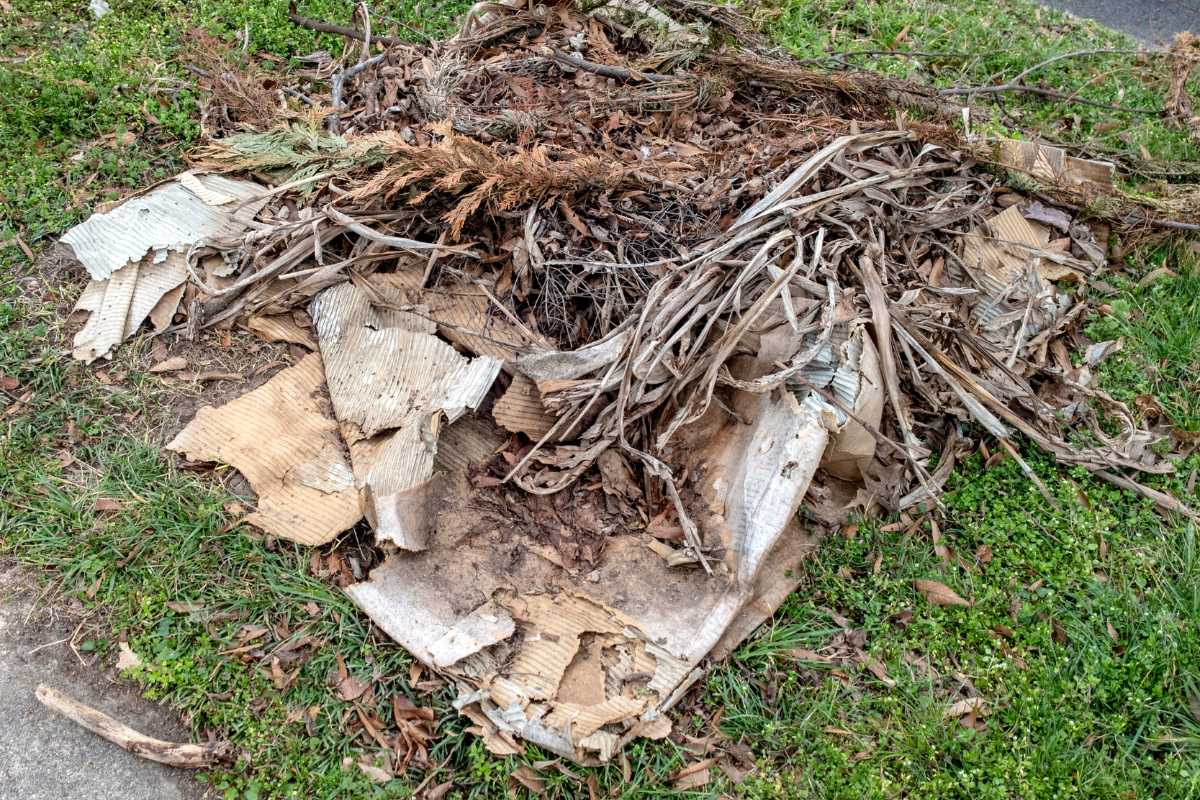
165 354 360 545
958 205 1079 353
367 272 550 364
311 282 502 548
492 373 558 440
311 282 501 441
147 283 186 334
71 251 188 363
997 139 1115 192
347 388 826 763
961 205 1052 294
246 313 318 350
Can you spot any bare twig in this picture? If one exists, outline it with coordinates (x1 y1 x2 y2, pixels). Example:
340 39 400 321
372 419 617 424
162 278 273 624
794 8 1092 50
325 207 479 256
940 47 1161 115
35 685 230 768
286 1 404 46
550 48 674 84
942 83 1159 114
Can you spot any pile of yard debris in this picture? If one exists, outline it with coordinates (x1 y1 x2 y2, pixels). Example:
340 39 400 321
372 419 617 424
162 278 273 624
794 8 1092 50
59 0 1197 765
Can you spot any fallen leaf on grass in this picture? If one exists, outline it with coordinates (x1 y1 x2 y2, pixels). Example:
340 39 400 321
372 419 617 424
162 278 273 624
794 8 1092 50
1052 618 1068 645
511 765 546 795
914 579 971 607
237 624 269 643
93 497 123 512
148 356 188 373
0 374 19 391
858 655 896 688
115 642 142 671
672 759 713 790
336 667 367 701
1137 266 1176 288
4 389 32 417
787 648 836 664
165 600 205 615
175 370 244 382
944 697 985 718
270 656 294 690
355 760 392 783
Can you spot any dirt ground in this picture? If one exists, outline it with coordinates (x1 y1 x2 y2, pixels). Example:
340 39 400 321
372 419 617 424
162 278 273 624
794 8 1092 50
0 559 206 800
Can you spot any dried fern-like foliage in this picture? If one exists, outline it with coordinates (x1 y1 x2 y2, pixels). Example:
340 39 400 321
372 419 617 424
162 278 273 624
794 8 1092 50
349 126 635 236
202 122 636 237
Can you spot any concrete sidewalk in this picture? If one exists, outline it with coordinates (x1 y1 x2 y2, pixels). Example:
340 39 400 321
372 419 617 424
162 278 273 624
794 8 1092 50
1043 0 1200 44
0 561 205 800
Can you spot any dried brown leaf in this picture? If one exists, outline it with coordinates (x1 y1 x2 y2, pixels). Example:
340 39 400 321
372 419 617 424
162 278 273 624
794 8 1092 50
148 356 188 373
944 697 985 718
338 675 367 702
914 579 971 607
511 765 546 795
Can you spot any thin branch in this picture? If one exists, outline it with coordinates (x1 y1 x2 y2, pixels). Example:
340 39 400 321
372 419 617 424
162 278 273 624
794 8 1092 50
286 1 403 46
940 47 1162 114
325 206 480 257
798 49 971 66
1007 47 1150 88
943 82 1159 114
550 48 674 84
36 685 230 768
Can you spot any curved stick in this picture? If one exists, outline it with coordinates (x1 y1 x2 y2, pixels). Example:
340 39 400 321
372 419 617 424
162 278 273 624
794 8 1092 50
35 684 230 768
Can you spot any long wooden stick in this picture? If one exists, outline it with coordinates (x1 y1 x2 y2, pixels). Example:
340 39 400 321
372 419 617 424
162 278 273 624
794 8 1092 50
35 684 229 768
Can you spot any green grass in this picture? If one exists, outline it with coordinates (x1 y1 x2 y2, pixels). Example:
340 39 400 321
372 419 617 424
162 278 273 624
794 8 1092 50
2 0 1200 797
766 0 1200 169
713 451 1200 799
1086 242 1200 434
0 0 470 247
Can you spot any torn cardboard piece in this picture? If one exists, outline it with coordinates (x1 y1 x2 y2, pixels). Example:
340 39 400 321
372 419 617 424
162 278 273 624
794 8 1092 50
60 174 267 281
820 332 883 481
959 205 1076 355
246 312 317 350
367 271 552 364
348 388 825 763
70 252 189 363
166 353 361 545
493 373 558 440
961 205 1053 292
63 174 270 363
310 282 502 549
997 139 1115 192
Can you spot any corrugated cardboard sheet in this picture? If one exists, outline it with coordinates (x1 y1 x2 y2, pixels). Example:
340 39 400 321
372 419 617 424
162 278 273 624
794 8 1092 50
63 173 269 362
997 139 1115 192
70 252 188 363
311 282 502 549
61 174 266 281
166 354 361 546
